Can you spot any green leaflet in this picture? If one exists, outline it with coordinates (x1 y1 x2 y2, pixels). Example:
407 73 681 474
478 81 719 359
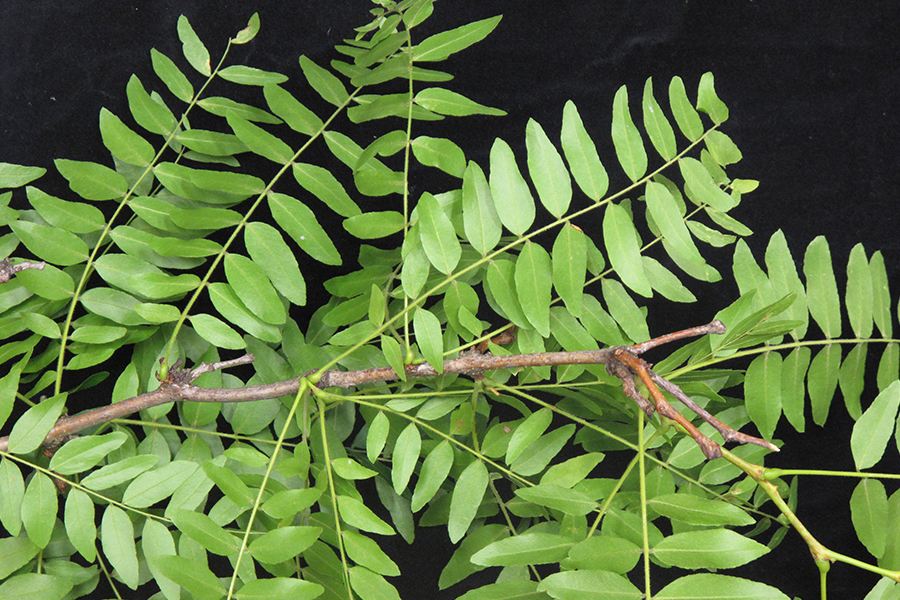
177 129 246 157
840 343 867 419
0 460 25 537
293 162 360 218
151 555 224 600
871 251 893 337
219 65 288 86
414 16 502 62
101 505 140 589
744 351 783 440
224 253 286 325
448 459 489 543
126 75 177 135
189 314 246 350
54 158 128 201
552 224 587 317
561 100 608 201
198 96 280 123
343 530 400 576
170 509 240 556
655 574 790 599
851 479 889 559
269 192 341 265
648 493 754 527
645 180 705 268
232 12 261 45
471 532 574 566
705 130 743 166
99 108 156 166
643 256 696 303
336 495 395 536
538 570 641 600
0 162 45 188
299 55 349 106
264 84 324 136
654 529 768 570
603 202 652 298
151 48 193 103
392 423 422 494
177 15 211 76
679 157 736 212
413 307 444 373
227 111 295 163
697 72 730 124
765 230 808 339
515 241 552 336
344 211 405 239
514 484 597 516
808 345 840 426
643 78 677 160
49 432 127 475
489 138 535 235
244 221 306 306
462 161 501 255
485 259 529 330
349 566 402 600
417 192 461 274
7 393 67 455
851 380 900 471
25 187 103 233
64 488 96 562
526 118 572 218
602 277 650 343
237 578 323 600
611 85 647 182
781 347 811 433
507 408 552 465
21 472 57 549
123 460 198 508
248 526 321 563
411 439 454 512
412 136 466 177
562 536 641 573
803 236 842 338
846 243 874 338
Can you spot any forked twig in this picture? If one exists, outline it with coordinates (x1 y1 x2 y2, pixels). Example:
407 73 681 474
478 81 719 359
0 319 776 460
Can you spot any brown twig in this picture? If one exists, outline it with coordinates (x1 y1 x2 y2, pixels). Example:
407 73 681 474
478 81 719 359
0 258 46 283
0 320 774 459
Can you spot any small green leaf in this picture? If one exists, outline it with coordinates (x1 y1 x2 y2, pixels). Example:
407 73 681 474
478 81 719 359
602 277 650 343
170 509 239 556
123 460 198 508
765 230 809 339
414 16 502 62
679 157 735 211
552 224 587 317
227 111 294 163
151 554 225 600
343 530 400 576
244 221 306 306
562 536 640 574
0 574 72 600
649 493 754 527
177 15 211 76
781 347 811 433
25 186 104 234
0 536 39 580
232 12 261 45
489 138 535 235
219 65 288 86
415 88 506 117
349 566 402 600
603 202 652 297
102 505 140 589
417 192 461 274
646 180 705 268
850 478 889 558
367 411 390 463
49 432 127 475
655 573 790 599
265 84 324 136
462 161 501 255
448 460 489 543
332 458 377 481
697 71 729 124
293 162 360 217
654 529 768 569
189 313 246 350
744 351 783 440
8 393 67 454
840 343 868 420
411 439 454 512
0 163 45 188
413 307 444 373
851 380 900 470
705 130 743 166
224 253 285 325
269 192 342 265
514 484 596 516
808 345 841 426
0 458 25 536
64 488 96 562
381 335 406 382
126 75 176 135
392 423 422 495
343 211 406 239
643 77 677 160
53 158 128 201
236 578 323 600
412 136 466 177
611 85 647 182
471 532 574 566
561 100 608 200
21 312 60 339
21 472 57 548
526 118 571 218
248 526 321 564
507 408 552 465
197 97 279 123
803 236 841 338
99 108 156 166
515 241 552 336
510 424 575 476
337 495 395 536
538 569 640 599
151 48 193 102
846 243 874 339
642 256 696 303
299 55 349 106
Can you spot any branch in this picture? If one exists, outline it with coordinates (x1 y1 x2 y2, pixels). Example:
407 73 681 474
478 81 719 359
0 258 46 283
0 319 774 459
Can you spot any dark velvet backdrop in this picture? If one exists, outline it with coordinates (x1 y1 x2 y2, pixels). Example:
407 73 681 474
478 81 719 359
1 1 899 598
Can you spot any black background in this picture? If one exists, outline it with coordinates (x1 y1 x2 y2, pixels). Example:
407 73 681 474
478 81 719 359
2 1 899 598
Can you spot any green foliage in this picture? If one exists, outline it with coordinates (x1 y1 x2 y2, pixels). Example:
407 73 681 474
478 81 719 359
0 3 899 600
